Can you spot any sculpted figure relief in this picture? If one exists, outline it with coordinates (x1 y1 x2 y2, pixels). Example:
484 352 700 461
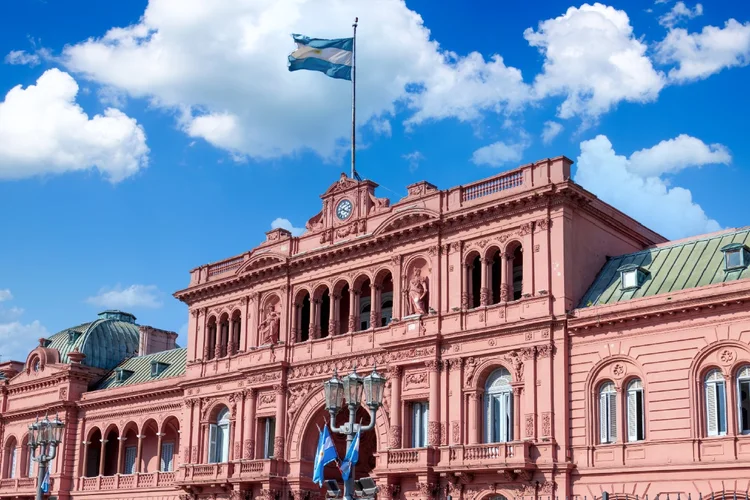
406 268 428 316
258 305 280 345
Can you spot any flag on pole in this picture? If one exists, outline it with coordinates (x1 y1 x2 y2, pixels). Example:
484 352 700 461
340 427 360 481
312 425 338 487
288 34 354 81
41 465 50 493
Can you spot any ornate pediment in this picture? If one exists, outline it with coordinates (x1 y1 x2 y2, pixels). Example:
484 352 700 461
236 252 288 275
373 209 439 236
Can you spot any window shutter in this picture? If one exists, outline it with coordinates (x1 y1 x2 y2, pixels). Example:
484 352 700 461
124 446 137 474
706 382 718 436
627 389 637 442
599 391 608 444
161 442 174 472
208 424 218 463
484 394 492 443
608 392 617 443
10 447 17 479
267 419 276 458
422 403 429 447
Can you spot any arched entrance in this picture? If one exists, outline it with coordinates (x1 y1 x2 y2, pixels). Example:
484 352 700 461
299 405 378 491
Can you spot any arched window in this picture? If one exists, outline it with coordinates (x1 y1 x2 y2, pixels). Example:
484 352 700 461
360 299 372 330
381 292 393 327
512 245 523 301
298 292 311 342
599 382 617 444
705 369 727 436
484 368 512 443
626 379 645 442
490 250 502 305
737 365 750 434
230 311 241 355
470 255 481 308
206 317 217 360
4 438 17 479
209 407 230 463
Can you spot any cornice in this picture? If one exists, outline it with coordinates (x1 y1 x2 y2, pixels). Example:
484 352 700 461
78 387 183 409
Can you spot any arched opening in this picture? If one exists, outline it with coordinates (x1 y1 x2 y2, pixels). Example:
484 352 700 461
490 249 502 305
379 272 394 327
206 316 217 360
218 313 230 357
484 368 512 443
230 310 242 355
209 406 231 463
160 417 181 472
300 406 378 489
320 289 331 338
338 283 350 335
511 245 523 301
3 436 18 479
405 257 429 316
102 427 120 476
298 292 311 342
21 435 33 478
471 255 482 308
626 379 645 442
120 425 139 474
140 420 159 473
359 279 372 330
85 429 102 477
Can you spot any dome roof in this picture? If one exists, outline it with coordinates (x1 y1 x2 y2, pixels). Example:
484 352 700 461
45 311 141 371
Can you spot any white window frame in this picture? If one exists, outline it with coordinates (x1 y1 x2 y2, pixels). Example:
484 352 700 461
160 442 175 472
599 382 617 444
705 369 728 437
626 379 645 442
263 417 276 459
411 402 429 448
737 366 750 435
484 368 513 443
209 408 231 463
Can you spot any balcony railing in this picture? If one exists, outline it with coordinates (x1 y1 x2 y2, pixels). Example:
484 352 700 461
384 447 437 469
177 460 279 484
438 441 531 469
0 477 46 494
76 472 176 491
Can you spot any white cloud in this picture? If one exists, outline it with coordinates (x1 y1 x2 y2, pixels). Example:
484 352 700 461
402 151 425 172
628 134 731 176
370 118 392 137
271 218 305 237
541 121 563 144
471 138 529 167
0 320 49 362
655 19 750 82
86 284 163 309
4 50 41 66
574 134 722 239
524 3 665 121
659 2 703 29
97 86 128 108
0 289 12 302
0 69 149 183
62 0 530 160
0 307 24 322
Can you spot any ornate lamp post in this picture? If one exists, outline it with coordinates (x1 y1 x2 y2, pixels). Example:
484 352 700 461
323 366 386 500
28 413 65 500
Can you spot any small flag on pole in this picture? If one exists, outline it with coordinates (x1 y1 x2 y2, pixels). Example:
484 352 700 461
312 424 339 487
340 427 360 481
41 465 50 493
288 34 354 81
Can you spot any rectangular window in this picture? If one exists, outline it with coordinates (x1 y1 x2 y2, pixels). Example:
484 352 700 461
739 379 750 434
627 389 645 442
411 402 429 448
622 270 638 289
726 250 742 269
124 446 137 474
263 418 276 459
161 442 174 472
599 391 617 444
706 381 728 436
485 392 512 443
208 424 218 463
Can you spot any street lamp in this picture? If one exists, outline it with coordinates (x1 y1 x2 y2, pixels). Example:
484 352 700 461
28 413 64 500
323 366 386 500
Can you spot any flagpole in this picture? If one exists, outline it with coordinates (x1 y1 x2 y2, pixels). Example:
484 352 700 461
351 17 358 179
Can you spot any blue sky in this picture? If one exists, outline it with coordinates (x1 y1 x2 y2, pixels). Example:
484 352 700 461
1 0 749 361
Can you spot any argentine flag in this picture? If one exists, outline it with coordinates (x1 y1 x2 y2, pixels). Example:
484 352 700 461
312 425 338 487
41 465 50 493
288 34 353 81
340 427 360 481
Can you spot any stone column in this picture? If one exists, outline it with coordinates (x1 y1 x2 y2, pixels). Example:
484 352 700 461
273 385 286 459
311 299 321 339
330 294 339 336
426 360 441 446
480 258 489 306
81 441 90 477
389 366 402 449
460 263 469 309
244 389 257 459
227 318 236 355
249 294 259 348
116 436 125 474
500 253 511 302
156 432 164 471
348 288 357 333
370 285 380 328
135 434 144 472
512 386 522 441
242 296 250 351
98 438 106 476
392 256 402 320
468 392 479 444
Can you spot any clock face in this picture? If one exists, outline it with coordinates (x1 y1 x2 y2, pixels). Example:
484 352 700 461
336 199 353 220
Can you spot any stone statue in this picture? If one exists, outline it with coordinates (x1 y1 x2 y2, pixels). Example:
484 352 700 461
406 268 428 316
258 305 280 345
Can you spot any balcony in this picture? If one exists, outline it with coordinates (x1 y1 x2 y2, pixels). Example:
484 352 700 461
436 441 532 472
383 447 438 472
234 459 281 480
76 472 175 491
177 460 281 485
0 477 45 497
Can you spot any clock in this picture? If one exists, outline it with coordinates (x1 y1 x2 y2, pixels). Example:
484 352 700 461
336 199 353 220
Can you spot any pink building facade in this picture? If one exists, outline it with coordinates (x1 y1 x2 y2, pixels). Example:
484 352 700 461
2 157 750 500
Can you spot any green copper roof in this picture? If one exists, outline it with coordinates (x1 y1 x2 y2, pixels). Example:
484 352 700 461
45 313 141 370
580 227 750 308
95 348 187 390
